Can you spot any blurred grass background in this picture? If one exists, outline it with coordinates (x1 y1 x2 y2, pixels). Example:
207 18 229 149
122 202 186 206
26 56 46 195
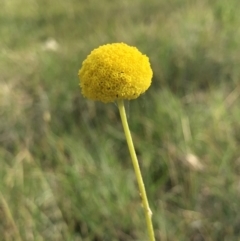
1 0 240 240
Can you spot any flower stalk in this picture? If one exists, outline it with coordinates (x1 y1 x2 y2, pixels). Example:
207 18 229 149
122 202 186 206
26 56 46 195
117 99 155 241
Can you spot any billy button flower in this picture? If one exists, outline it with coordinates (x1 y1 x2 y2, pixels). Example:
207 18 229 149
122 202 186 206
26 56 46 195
79 43 152 103
78 43 155 241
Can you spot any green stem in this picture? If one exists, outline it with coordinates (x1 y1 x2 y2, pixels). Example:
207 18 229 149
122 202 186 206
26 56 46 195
117 100 155 241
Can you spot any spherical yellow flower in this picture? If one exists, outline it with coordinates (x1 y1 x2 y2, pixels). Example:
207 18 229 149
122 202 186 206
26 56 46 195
78 43 153 103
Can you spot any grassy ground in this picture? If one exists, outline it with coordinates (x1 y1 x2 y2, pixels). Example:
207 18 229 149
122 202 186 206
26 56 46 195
1 0 240 240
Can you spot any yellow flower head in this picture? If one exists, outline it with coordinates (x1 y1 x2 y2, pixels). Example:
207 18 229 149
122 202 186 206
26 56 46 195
78 43 153 103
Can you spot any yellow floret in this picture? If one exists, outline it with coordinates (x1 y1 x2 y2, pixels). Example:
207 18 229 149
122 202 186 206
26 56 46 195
78 43 153 103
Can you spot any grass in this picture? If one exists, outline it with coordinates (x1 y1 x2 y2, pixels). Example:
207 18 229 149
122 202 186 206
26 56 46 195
1 0 240 240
